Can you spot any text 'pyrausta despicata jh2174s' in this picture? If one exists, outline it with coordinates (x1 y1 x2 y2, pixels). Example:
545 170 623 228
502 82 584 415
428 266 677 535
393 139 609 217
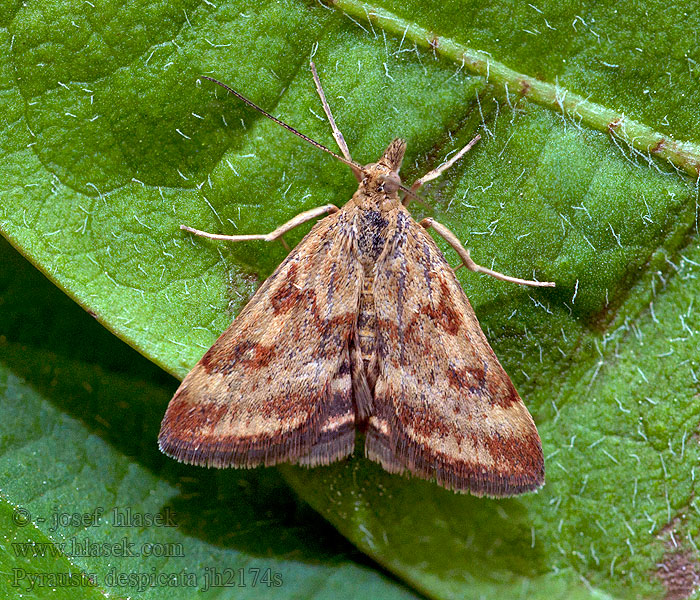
158 63 555 497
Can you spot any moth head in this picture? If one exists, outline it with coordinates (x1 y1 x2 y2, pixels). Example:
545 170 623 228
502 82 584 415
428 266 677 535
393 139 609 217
360 138 406 195
361 163 402 195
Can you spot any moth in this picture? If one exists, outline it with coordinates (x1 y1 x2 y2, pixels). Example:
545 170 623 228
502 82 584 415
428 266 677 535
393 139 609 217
159 63 555 496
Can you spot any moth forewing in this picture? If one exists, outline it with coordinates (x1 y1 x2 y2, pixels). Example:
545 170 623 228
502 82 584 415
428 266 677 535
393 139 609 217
368 211 544 495
159 209 363 468
159 70 554 497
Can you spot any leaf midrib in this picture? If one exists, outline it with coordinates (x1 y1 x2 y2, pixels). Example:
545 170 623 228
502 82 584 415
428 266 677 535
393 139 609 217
328 0 700 179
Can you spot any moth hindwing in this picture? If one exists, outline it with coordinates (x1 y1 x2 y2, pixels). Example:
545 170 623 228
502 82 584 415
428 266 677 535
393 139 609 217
159 69 554 497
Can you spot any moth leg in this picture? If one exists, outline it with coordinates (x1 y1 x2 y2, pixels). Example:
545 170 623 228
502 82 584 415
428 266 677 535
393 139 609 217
403 135 481 206
181 204 339 244
310 61 362 182
420 217 555 288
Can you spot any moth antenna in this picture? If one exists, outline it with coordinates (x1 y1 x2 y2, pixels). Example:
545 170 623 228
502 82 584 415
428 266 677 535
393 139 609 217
201 76 365 174
399 183 426 205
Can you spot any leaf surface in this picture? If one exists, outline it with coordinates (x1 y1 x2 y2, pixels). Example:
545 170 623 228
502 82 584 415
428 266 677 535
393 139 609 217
2 1 700 598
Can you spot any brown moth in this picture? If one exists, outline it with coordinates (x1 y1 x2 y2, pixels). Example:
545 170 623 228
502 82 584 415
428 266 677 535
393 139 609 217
159 64 555 496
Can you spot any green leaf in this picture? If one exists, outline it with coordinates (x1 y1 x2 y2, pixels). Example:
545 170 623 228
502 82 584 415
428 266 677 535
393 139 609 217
0 237 420 599
2 1 700 599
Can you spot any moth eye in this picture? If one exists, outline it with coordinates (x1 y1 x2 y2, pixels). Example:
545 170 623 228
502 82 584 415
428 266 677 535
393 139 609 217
379 171 401 193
